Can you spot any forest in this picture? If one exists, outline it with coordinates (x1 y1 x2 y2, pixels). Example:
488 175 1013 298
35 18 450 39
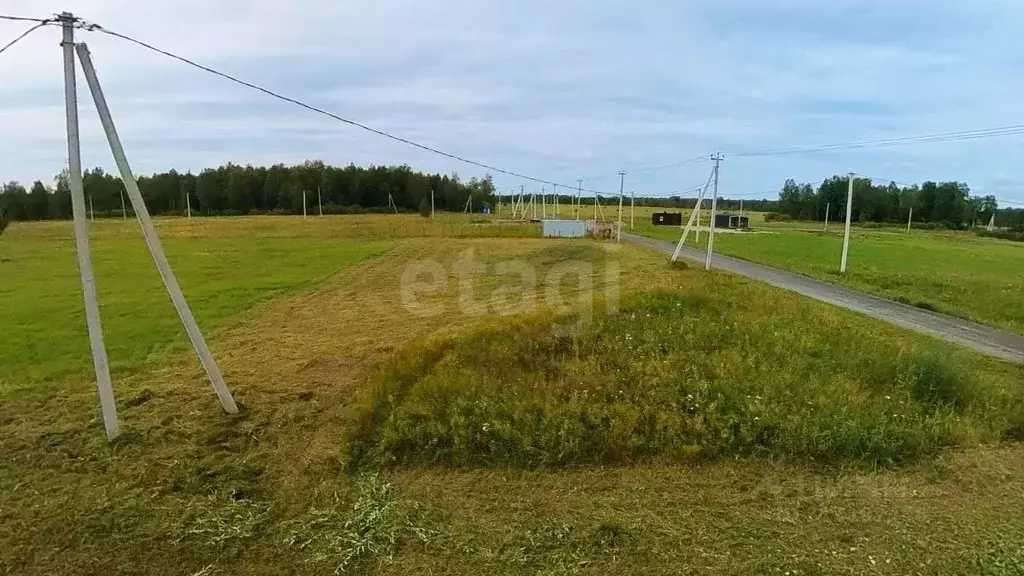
0 161 496 220
1 163 1022 231
775 175 1023 229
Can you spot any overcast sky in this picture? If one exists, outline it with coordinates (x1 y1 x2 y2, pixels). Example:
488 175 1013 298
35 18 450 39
2 0 1024 205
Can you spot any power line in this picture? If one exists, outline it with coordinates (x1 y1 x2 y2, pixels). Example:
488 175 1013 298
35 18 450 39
80 20 629 197
584 155 710 181
0 20 53 57
729 125 1024 157
0 14 51 23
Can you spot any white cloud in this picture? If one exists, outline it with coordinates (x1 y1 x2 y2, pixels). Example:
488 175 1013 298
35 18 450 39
1 0 1024 202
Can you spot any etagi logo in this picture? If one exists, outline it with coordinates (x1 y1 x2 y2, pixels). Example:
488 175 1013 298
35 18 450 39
400 247 620 335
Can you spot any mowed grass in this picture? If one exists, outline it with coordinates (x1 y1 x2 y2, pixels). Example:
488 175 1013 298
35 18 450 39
629 208 1024 334
0 217 393 393
2 215 1024 575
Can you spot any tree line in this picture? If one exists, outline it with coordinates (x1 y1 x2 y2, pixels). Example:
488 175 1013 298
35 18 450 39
775 175 1022 229
0 161 497 220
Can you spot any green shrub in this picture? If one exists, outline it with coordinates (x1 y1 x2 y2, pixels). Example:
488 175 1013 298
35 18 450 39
764 212 792 222
418 197 431 218
976 229 1024 242
909 353 973 408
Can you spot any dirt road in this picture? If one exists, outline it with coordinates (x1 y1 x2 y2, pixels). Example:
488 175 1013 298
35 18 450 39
623 233 1024 365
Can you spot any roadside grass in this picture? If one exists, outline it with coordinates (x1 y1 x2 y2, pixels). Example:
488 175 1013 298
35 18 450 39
2 216 1023 575
631 216 1024 334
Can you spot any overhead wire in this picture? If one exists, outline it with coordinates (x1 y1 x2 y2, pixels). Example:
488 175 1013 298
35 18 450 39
583 155 710 181
0 14 51 23
0 20 53 58
729 125 1024 157
79 20 628 197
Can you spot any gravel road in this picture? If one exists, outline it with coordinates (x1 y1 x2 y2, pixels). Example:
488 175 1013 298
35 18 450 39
623 232 1024 365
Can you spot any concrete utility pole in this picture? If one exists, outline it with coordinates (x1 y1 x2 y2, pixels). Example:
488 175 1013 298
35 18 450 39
542 186 546 219
61 13 119 441
77 41 239 416
186 192 192 220
617 171 626 242
907 206 913 233
302 189 307 220
705 153 723 270
89 195 94 222
577 178 583 220
120 186 126 220
317 186 322 216
840 173 854 273
824 202 829 232
739 199 743 220
553 183 558 217
630 190 635 229
430 187 435 219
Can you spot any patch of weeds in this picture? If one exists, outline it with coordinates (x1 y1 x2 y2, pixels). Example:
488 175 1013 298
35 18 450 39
914 300 939 312
971 543 1024 575
667 259 689 271
285 474 435 573
909 353 973 409
346 291 1007 469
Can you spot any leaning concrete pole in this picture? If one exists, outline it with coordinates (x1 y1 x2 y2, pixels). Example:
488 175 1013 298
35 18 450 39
76 42 238 414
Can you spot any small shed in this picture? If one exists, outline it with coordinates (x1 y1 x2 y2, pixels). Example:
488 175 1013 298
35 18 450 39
541 219 586 238
713 214 750 229
652 212 683 226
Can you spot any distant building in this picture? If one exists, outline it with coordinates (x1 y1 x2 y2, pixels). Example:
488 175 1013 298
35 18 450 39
714 214 750 229
652 212 683 226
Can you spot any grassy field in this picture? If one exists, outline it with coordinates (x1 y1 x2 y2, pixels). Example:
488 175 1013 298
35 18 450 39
625 205 1024 334
1 214 1023 575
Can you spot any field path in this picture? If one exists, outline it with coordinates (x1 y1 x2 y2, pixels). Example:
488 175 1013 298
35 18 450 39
624 232 1024 364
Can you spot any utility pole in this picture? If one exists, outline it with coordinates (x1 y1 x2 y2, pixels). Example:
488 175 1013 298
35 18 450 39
186 192 191 220
617 171 626 242
840 173 854 273
630 190 635 229
120 186 126 220
317 186 322 216
907 206 913 233
542 186 546 219
824 202 829 232
431 187 435 219
705 153 723 270
77 40 239 416
61 13 119 441
739 199 743 220
553 184 558 217
302 189 307 220
577 178 583 220
89 195 94 222
695 199 701 243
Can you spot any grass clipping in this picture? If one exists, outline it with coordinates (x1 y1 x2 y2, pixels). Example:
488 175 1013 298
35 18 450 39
347 291 1024 468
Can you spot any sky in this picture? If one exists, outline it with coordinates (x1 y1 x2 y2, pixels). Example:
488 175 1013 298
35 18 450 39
2 0 1024 206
